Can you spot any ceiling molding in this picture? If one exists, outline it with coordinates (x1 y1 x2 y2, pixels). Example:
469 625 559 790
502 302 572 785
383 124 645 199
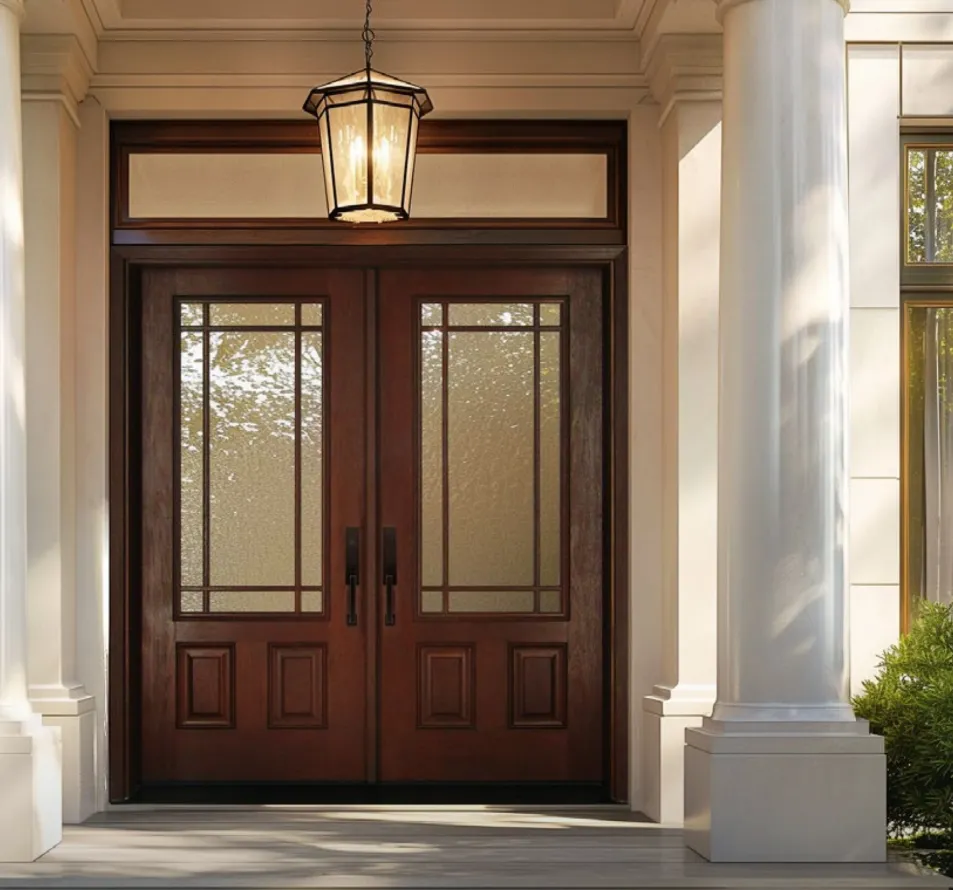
22 0 99 70
21 34 93 102
644 34 722 125
21 34 94 126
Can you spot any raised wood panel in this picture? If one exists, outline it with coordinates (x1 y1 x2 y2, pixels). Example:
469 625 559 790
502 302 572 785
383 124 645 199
268 644 327 729
510 645 567 728
418 645 475 729
176 644 235 729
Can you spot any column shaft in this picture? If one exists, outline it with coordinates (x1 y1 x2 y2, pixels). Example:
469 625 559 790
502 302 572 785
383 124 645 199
714 0 852 722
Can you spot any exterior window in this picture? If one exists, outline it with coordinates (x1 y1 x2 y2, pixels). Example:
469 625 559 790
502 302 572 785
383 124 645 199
906 147 953 264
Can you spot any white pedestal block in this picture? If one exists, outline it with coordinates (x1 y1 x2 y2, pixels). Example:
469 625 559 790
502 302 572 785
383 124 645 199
40 702 96 824
684 720 886 862
642 688 713 824
0 716 63 861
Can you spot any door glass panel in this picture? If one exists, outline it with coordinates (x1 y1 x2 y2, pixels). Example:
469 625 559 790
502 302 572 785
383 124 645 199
181 302 204 327
449 330 535 586
448 591 536 613
177 302 326 615
209 331 296 587
180 332 205 587
421 590 444 613
539 590 562 613
420 329 444 587
539 332 561 587
301 332 324 587
180 591 204 613
421 303 443 326
540 303 561 326
210 303 296 326
448 303 534 327
420 301 565 616
208 590 296 612
300 589 323 612
302 303 323 326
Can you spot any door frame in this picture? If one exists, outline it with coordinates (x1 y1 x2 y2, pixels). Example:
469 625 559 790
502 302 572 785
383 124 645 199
108 120 630 804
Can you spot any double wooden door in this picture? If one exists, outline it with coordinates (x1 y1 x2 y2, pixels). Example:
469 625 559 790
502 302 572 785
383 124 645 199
138 264 605 790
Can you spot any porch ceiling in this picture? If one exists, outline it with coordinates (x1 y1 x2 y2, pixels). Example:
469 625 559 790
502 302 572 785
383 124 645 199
41 0 667 34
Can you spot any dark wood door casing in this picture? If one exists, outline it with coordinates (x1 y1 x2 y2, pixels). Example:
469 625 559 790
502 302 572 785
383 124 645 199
108 115 629 805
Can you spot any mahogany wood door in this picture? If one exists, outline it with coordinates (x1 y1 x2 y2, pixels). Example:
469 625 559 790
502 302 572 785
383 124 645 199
139 267 368 783
136 263 605 789
376 268 604 783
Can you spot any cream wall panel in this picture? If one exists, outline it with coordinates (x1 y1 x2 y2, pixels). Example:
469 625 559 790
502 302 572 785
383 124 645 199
847 46 899 310
128 152 608 220
849 585 900 696
628 104 665 810
850 479 901 586
901 44 953 116
850 309 900 479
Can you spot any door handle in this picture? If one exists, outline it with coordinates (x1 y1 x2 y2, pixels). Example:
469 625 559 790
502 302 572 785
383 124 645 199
382 527 397 626
345 527 360 626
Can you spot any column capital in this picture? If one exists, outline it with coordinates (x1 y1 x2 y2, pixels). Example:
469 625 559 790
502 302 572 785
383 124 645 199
21 35 92 128
0 0 25 21
716 0 849 21
644 34 722 128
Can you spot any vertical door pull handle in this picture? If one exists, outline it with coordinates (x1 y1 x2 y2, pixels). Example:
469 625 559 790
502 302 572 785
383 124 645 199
345 527 360 627
382 527 397 626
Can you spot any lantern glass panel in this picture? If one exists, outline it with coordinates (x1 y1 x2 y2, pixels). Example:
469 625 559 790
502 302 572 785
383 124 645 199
327 102 369 209
318 113 336 215
403 109 420 212
372 102 412 207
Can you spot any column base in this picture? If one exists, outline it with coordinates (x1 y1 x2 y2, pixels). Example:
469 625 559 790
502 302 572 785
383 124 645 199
0 714 63 861
684 718 885 862
642 685 714 823
31 687 96 823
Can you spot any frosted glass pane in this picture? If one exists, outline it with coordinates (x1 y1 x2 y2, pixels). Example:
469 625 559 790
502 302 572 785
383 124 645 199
448 331 534 586
301 589 323 612
448 304 534 327
181 303 204 327
421 590 443 613
180 332 204 587
208 590 295 612
328 103 368 208
539 590 561 613
540 332 561 587
180 591 203 613
541 303 561 326
448 591 535 613
372 103 412 206
422 303 443 326
320 114 336 214
302 303 323 326
421 330 443 587
210 304 295 326
404 112 419 212
301 333 323 587
209 331 295 587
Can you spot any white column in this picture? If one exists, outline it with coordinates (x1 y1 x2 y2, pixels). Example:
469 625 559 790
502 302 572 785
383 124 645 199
22 89 97 824
683 0 885 862
0 0 63 862
640 61 721 822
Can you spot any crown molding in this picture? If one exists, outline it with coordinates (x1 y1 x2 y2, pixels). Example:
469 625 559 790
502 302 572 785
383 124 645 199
21 34 94 125
717 0 849 18
644 34 722 126
0 0 25 20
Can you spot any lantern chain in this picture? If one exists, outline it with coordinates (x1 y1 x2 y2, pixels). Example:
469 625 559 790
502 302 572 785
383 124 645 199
362 0 375 70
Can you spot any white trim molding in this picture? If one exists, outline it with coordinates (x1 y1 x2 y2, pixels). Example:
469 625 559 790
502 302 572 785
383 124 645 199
21 35 93 126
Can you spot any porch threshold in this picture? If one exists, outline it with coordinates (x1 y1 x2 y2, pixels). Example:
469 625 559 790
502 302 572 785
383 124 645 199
0 807 945 889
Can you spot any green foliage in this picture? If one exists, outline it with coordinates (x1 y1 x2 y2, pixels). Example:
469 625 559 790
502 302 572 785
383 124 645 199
853 601 953 870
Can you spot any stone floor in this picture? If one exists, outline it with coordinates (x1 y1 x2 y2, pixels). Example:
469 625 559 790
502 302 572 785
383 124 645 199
0 807 948 889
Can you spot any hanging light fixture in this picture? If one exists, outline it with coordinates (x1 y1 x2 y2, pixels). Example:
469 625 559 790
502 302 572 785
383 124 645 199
303 0 433 223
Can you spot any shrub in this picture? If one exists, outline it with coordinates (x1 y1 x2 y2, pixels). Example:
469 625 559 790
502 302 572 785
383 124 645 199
853 600 953 872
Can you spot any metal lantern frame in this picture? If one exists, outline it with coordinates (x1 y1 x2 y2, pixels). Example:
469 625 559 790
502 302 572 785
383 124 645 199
302 1 433 223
